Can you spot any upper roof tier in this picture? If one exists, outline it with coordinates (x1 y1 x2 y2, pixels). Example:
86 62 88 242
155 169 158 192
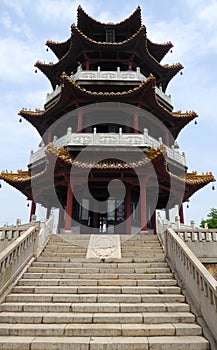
77 5 142 42
40 7 181 91
47 6 172 62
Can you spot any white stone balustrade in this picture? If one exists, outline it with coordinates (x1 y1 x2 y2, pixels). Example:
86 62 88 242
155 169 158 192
0 226 38 299
0 216 54 299
165 227 217 347
46 67 172 105
30 129 186 166
46 85 62 103
174 228 217 263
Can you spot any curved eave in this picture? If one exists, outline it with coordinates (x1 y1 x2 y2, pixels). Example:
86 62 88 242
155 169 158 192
147 39 173 63
35 25 147 89
35 24 180 91
0 170 33 199
46 38 71 60
19 73 197 138
161 64 183 91
183 172 216 201
77 5 142 34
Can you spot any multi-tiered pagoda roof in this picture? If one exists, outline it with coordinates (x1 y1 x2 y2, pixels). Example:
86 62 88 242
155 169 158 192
1 6 215 231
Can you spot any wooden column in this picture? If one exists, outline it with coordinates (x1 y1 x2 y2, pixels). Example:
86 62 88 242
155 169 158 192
125 184 131 234
134 111 138 133
165 208 170 221
77 111 83 132
47 129 52 143
93 210 98 229
29 200 36 222
165 131 170 147
179 204 184 224
151 210 157 234
57 206 64 234
46 207 51 220
140 177 147 231
65 177 73 231
85 60 90 70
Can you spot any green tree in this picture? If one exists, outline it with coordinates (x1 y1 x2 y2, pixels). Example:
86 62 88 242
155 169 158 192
200 208 217 228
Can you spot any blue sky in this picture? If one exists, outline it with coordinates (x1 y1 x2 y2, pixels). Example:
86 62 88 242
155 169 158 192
0 0 216 226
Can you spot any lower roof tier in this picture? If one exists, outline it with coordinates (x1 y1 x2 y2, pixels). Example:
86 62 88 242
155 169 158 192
0 144 215 210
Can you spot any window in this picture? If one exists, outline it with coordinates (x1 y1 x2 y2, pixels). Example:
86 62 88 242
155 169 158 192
106 30 115 43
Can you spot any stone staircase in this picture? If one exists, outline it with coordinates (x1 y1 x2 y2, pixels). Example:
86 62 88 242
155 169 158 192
0 233 210 349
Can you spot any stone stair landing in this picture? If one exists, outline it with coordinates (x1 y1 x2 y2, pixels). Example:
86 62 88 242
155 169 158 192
0 233 210 349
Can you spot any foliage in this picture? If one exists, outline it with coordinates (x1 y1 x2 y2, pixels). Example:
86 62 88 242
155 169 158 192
200 208 217 228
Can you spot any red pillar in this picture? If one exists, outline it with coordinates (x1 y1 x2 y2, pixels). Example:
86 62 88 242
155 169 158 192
46 207 51 219
125 185 131 234
57 206 64 234
134 111 138 133
140 178 147 231
165 131 170 146
93 211 98 229
77 111 83 132
179 204 184 224
152 210 157 234
47 129 52 143
65 177 73 231
165 208 170 221
85 60 90 70
29 200 36 222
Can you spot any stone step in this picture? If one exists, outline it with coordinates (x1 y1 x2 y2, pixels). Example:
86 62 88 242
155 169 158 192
37 256 166 262
0 323 202 337
0 233 210 349
11 285 182 294
31 261 168 268
1 302 190 313
17 279 177 287
0 335 209 350
23 272 174 280
6 293 185 303
0 312 196 324
27 267 171 274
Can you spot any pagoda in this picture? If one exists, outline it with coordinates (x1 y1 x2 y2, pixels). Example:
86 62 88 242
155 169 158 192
1 6 215 233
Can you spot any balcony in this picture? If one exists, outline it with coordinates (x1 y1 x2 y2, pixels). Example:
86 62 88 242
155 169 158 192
29 128 186 166
45 67 172 106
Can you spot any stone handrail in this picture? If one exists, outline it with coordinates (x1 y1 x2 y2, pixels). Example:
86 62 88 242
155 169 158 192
175 228 217 242
0 225 32 241
70 67 172 105
0 216 54 299
46 68 172 105
35 215 54 258
0 226 38 298
175 228 217 263
30 129 186 166
165 227 217 348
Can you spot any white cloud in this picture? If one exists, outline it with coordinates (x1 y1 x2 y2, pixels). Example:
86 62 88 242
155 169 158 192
0 37 44 83
0 11 32 39
35 0 93 23
2 0 29 18
198 1 217 27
